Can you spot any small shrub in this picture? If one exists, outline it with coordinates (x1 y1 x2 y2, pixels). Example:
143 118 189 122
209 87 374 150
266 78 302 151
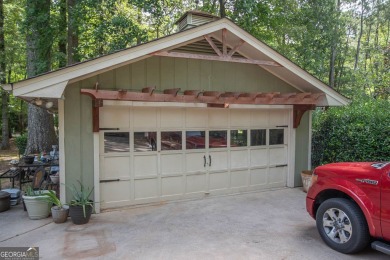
15 134 28 156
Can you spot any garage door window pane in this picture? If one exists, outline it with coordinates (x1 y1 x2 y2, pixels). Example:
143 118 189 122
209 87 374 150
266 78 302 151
269 129 284 145
104 132 129 153
231 130 247 147
251 129 266 146
161 131 182 150
209 130 227 148
186 131 205 149
134 132 157 152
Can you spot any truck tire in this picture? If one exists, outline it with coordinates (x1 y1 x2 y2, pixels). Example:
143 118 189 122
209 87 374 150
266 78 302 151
316 198 370 254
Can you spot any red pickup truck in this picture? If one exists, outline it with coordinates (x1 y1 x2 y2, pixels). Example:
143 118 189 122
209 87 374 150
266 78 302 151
306 162 390 255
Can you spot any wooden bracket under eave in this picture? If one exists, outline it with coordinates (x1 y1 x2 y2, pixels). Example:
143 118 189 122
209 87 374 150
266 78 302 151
293 104 316 128
92 99 103 132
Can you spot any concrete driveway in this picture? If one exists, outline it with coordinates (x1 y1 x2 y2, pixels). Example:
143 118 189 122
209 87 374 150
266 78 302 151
0 188 387 259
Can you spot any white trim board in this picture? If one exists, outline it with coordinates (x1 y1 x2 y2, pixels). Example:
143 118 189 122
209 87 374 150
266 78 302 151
287 109 296 187
58 99 66 204
308 110 313 170
93 133 100 213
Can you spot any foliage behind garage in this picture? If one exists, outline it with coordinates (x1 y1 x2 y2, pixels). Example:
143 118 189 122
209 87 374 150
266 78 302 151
312 97 390 167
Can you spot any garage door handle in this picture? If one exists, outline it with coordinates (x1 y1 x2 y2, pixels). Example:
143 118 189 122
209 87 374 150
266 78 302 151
100 179 120 183
275 164 288 168
209 155 212 167
204 156 206 167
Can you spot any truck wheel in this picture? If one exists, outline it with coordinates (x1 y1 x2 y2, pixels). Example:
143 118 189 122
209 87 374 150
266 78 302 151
316 198 370 254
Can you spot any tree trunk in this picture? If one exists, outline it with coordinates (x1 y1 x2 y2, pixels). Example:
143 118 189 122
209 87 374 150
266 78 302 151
0 0 4 83
67 0 79 65
1 90 9 149
374 0 380 48
336 27 352 90
0 0 9 149
0 0 4 78
219 0 226 18
364 22 372 72
26 0 52 76
329 0 341 89
329 45 337 89
25 0 57 154
58 0 67 68
354 0 365 70
386 20 390 46
26 105 57 154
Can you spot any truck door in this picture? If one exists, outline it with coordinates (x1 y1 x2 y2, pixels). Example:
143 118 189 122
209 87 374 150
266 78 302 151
381 165 390 240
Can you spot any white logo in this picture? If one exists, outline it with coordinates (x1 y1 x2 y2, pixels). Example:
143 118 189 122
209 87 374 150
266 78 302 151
356 179 379 185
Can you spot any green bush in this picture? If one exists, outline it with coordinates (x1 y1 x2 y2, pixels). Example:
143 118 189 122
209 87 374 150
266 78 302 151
312 97 390 167
15 134 28 156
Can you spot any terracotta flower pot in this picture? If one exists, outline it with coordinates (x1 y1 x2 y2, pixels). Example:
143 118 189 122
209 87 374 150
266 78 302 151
51 205 69 224
301 170 313 193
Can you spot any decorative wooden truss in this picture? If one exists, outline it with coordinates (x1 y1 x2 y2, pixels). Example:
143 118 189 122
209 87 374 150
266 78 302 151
81 87 324 132
152 29 281 67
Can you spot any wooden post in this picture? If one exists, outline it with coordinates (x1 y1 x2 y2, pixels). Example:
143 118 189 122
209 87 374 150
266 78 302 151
92 99 102 132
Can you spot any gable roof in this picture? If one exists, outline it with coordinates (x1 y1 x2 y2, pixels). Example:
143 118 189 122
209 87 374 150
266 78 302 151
3 18 349 107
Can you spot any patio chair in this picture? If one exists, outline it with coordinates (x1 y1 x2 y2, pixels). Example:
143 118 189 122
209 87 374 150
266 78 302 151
31 166 48 190
20 169 32 189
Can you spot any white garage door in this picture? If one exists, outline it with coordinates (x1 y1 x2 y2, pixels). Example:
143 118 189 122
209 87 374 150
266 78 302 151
99 106 289 209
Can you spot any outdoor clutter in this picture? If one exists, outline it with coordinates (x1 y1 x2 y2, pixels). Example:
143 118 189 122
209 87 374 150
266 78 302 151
0 177 94 225
0 145 93 225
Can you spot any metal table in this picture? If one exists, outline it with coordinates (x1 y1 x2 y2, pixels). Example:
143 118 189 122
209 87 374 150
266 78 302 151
0 160 60 190
0 168 22 189
16 160 59 169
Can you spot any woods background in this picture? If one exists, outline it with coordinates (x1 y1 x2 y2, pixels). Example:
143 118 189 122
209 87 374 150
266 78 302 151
0 0 389 166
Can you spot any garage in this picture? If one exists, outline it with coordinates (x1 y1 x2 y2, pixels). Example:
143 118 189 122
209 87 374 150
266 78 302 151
99 105 289 209
6 11 349 211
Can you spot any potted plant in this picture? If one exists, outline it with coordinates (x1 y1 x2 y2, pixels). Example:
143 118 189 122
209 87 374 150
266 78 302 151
22 187 52 220
49 173 59 184
301 170 313 193
45 190 68 223
68 181 94 225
